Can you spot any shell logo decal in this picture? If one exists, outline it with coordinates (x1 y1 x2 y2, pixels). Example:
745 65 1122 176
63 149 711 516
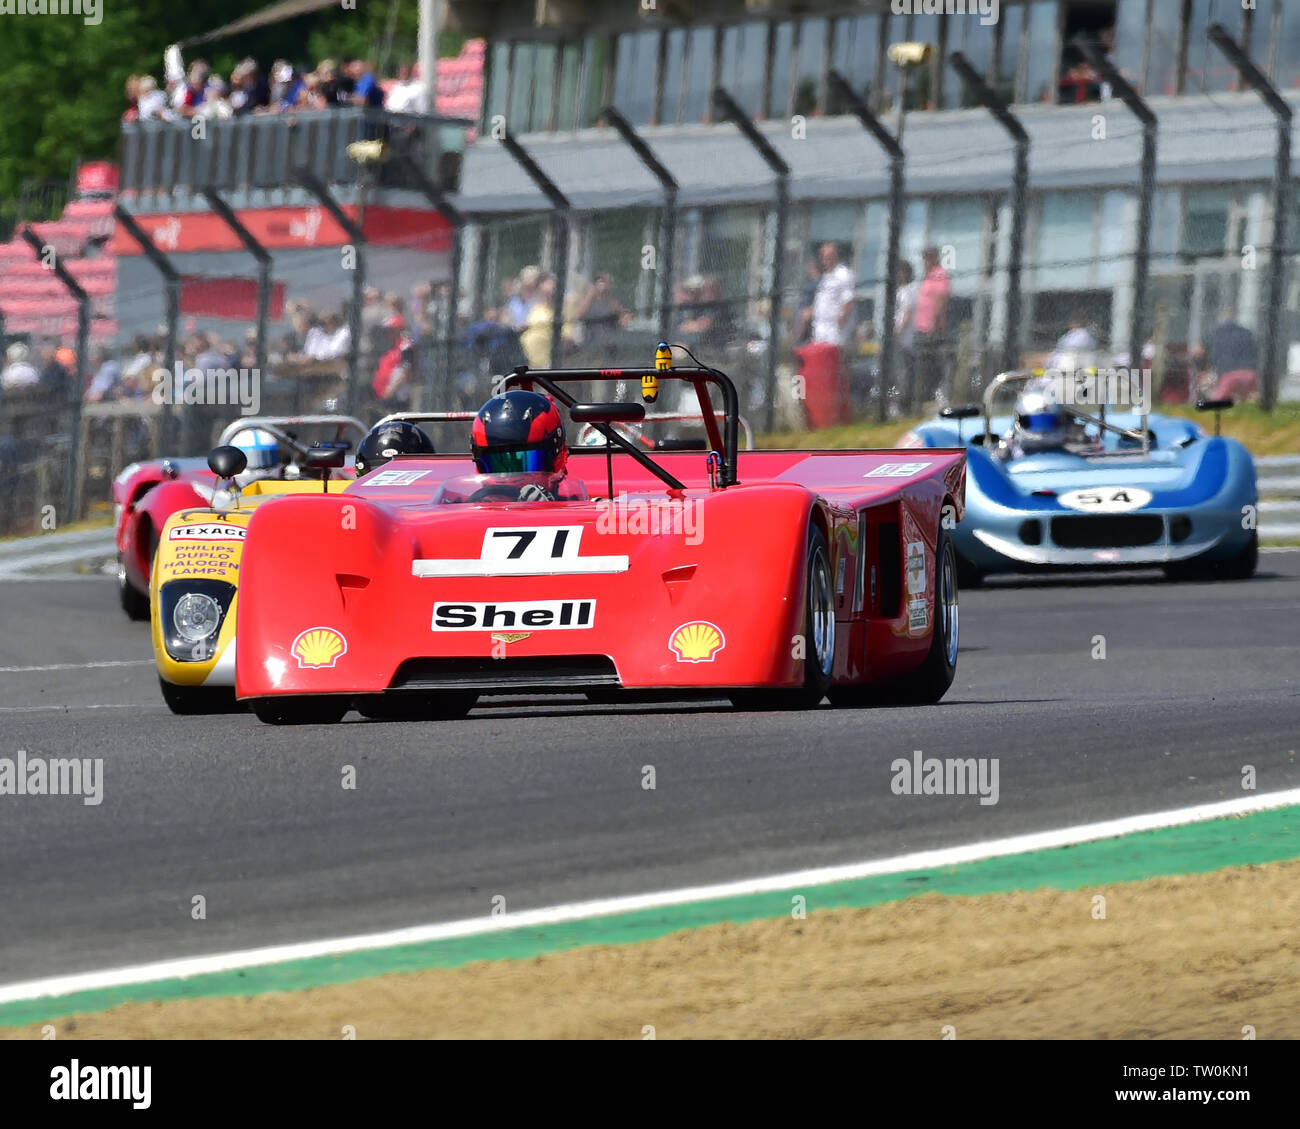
669 621 725 663
291 627 348 668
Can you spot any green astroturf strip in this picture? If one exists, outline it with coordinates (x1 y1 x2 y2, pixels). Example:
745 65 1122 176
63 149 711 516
2 804 1297 1027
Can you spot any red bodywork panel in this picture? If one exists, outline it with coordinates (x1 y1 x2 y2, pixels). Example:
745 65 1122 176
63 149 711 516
234 449 965 699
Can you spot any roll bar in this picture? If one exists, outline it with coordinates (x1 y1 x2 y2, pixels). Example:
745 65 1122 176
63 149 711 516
982 371 1150 456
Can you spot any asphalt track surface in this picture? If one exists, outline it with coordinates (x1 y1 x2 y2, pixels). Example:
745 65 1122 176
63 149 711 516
1 556 1297 984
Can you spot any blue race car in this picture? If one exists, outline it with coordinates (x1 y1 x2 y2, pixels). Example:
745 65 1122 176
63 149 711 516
899 372 1258 584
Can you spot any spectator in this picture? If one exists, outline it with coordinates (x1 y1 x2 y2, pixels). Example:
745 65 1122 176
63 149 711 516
574 272 631 351
794 259 821 346
1 343 39 389
303 312 351 361
520 274 558 368
678 275 735 351
195 333 226 374
913 245 951 404
136 75 173 121
1051 309 1099 362
386 62 429 114
174 60 210 117
810 241 856 348
317 60 344 106
347 58 384 109
268 60 303 112
894 260 918 409
198 77 234 120
123 75 141 122
507 265 541 330
372 317 414 405
85 347 121 402
1205 308 1260 402
40 345 74 399
230 58 270 116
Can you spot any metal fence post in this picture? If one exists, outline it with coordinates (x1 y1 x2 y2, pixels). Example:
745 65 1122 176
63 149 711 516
712 87 791 432
950 53 1030 376
1208 22 1292 411
828 70 905 420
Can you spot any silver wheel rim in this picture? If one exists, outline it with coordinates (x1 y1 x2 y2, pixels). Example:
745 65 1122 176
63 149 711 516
810 545 835 677
941 547 959 667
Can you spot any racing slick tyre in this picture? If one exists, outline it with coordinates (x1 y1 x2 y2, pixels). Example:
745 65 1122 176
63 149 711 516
830 524 959 708
118 557 150 621
729 524 834 712
158 677 241 715
1163 531 1258 582
251 696 350 725
356 693 477 721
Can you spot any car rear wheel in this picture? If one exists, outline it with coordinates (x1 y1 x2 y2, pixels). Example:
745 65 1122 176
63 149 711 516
251 696 350 725
356 693 477 721
159 677 241 715
729 524 834 711
831 525 959 707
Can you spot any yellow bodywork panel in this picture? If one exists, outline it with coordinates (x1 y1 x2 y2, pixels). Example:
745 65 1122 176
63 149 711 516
151 478 351 687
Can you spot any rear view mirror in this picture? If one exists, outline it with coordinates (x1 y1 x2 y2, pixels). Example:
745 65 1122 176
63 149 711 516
940 405 981 421
208 445 248 480
305 446 347 470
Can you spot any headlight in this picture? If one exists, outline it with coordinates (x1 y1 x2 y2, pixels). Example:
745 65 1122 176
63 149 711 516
160 579 237 662
174 593 222 642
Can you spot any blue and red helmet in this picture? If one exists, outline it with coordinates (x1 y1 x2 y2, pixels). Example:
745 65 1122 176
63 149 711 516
471 389 567 475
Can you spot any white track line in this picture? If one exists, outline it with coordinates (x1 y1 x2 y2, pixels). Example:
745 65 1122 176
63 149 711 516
0 660 153 674
2 786 1299 1009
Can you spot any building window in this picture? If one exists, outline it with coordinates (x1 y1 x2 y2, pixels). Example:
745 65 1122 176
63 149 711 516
828 13 882 113
943 11 997 109
1278 3 1300 89
660 28 686 124
1109 0 1147 92
1182 186 1235 258
993 3 1026 104
612 30 661 127
769 20 795 119
555 41 581 131
718 22 768 119
508 43 537 131
531 43 558 131
904 11 941 109
794 17 830 118
1024 2 1061 104
682 27 715 124
579 36 612 128
1058 2 1118 105
1184 0 1246 94
485 40 510 129
1144 0 1182 95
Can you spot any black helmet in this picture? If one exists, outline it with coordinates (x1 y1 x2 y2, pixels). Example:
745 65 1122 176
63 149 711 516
354 420 435 476
471 389 567 475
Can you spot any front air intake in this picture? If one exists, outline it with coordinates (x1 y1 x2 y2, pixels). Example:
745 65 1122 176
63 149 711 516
390 656 620 693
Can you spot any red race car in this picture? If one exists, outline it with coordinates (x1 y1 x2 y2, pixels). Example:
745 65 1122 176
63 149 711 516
233 361 966 724
112 415 366 619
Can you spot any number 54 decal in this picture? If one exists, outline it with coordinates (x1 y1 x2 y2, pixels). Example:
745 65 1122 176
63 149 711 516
412 526 630 576
1057 487 1153 514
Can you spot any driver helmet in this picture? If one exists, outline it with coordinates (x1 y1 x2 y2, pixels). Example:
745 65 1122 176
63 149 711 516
1013 378 1068 453
354 420 436 476
232 427 280 471
471 390 567 475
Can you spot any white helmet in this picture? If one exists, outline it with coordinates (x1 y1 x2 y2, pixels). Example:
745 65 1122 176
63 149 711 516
1013 378 1067 453
232 427 280 471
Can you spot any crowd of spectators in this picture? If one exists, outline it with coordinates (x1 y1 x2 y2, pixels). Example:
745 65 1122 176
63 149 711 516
123 53 425 124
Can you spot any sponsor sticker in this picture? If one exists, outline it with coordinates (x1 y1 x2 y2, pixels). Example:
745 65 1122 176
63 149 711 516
906 541 927 595
669 621 726 663
366 468 433 487
907 595 929 633
291 626 348 668
1057 486 1153 514
432 599 596 631
168 523 245 541
413 526 628 577
865 461 932 478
